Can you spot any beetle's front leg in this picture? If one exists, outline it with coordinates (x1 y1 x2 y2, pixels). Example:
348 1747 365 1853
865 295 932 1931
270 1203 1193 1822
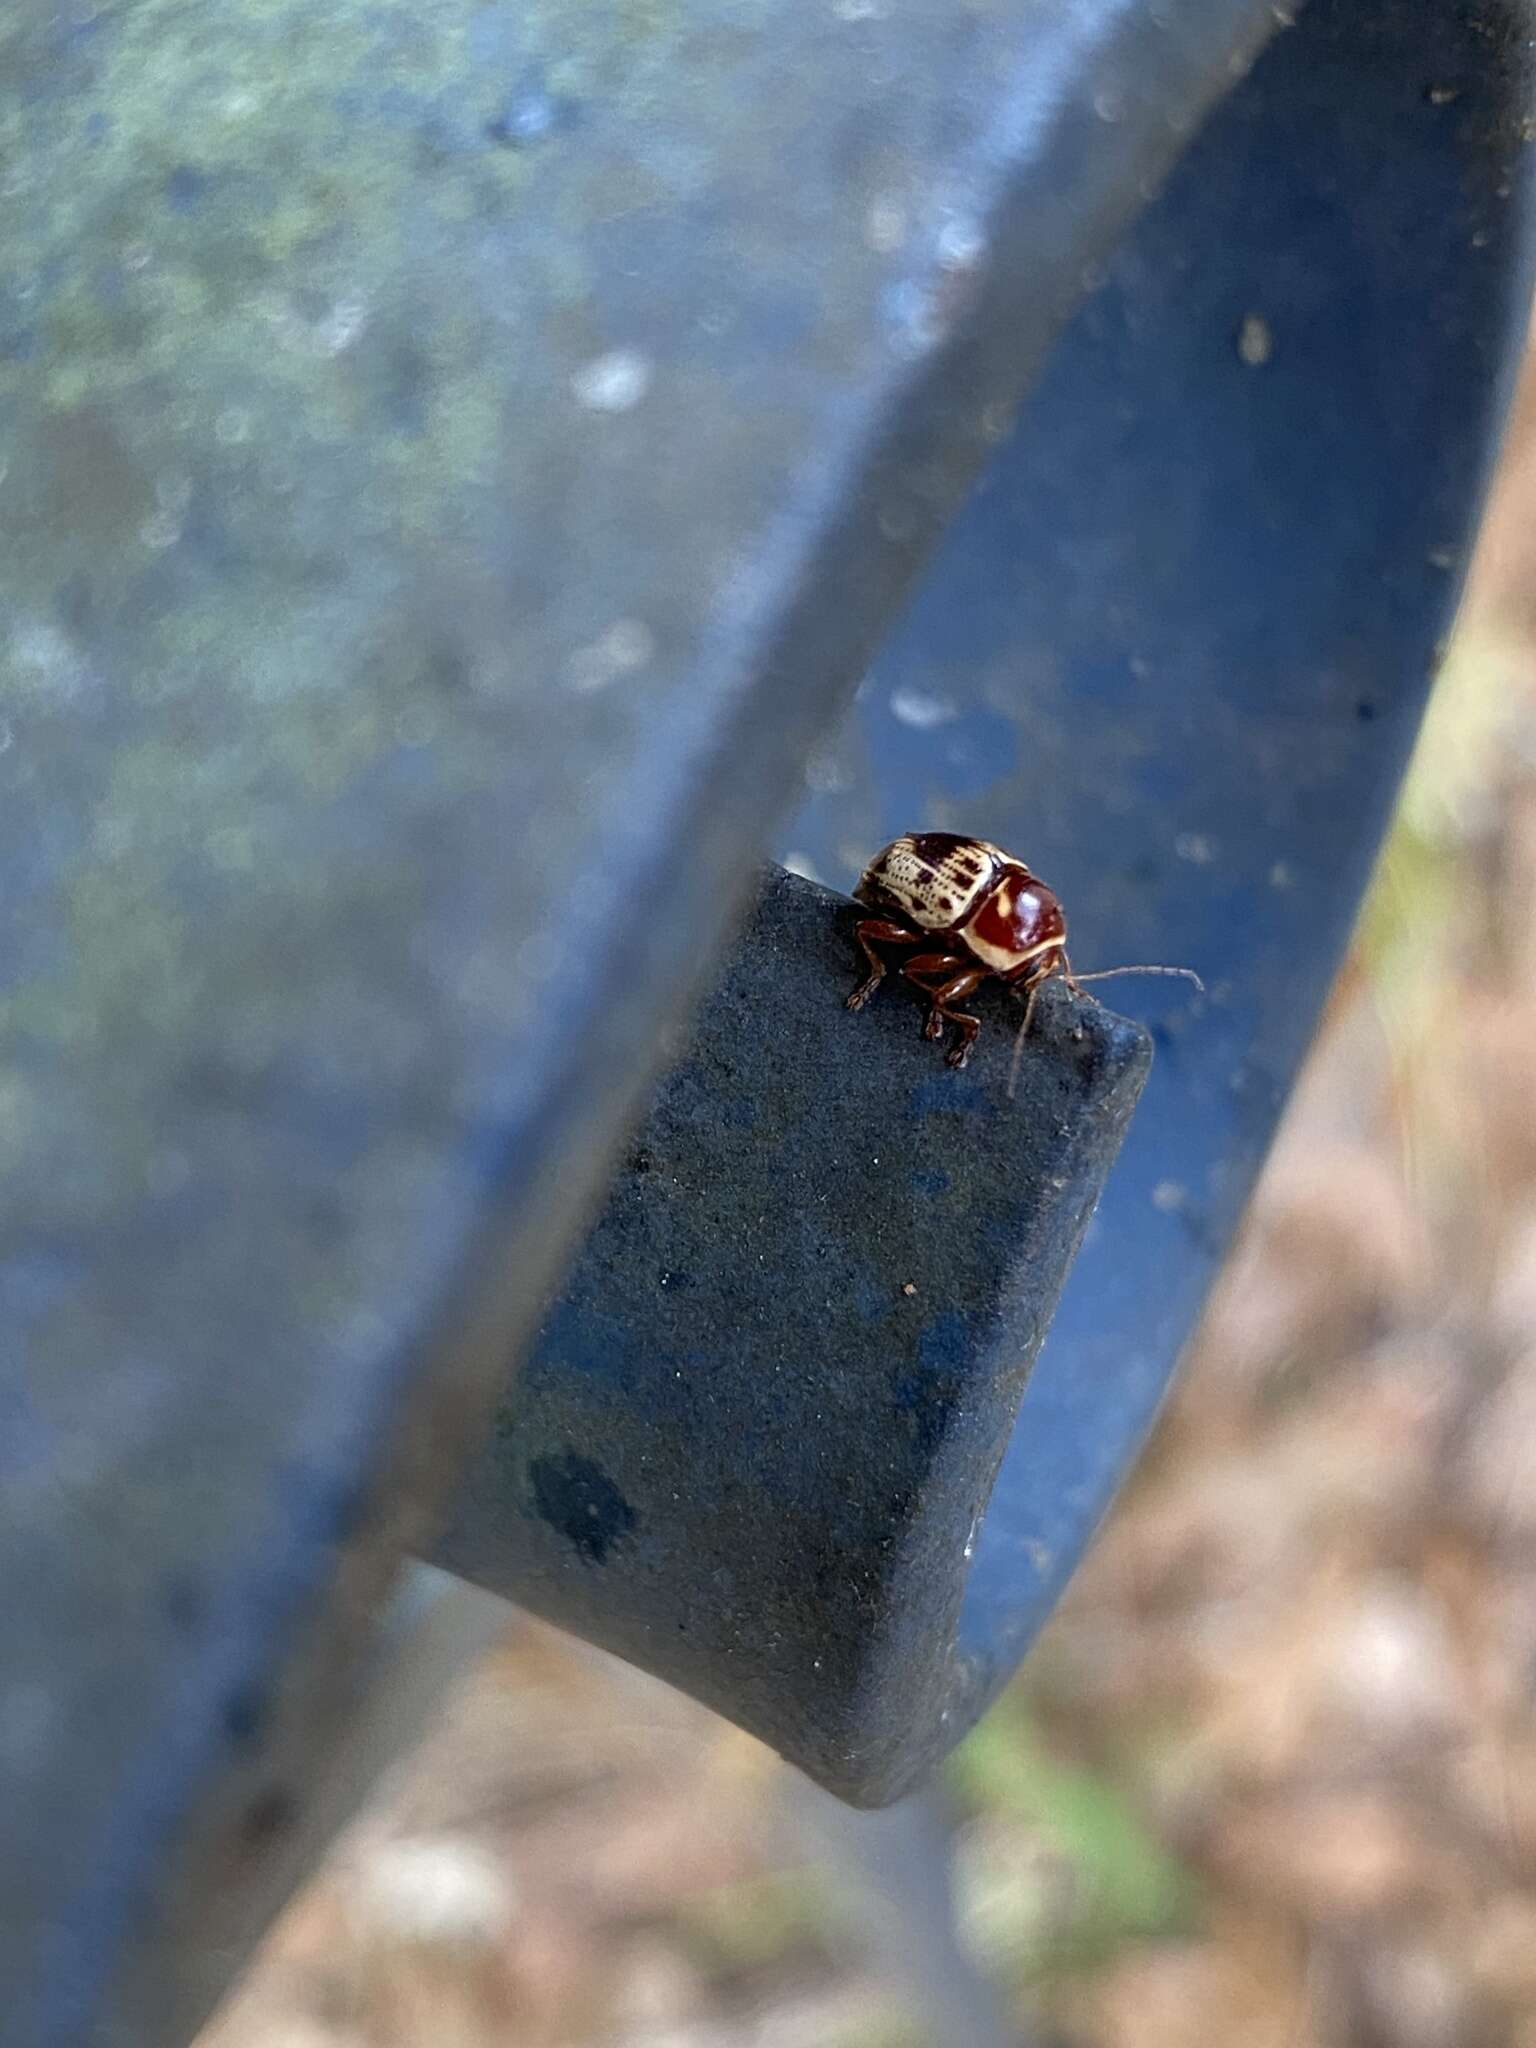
847 919 923 1011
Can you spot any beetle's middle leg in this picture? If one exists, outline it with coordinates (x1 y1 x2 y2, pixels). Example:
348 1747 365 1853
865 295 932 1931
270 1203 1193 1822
847 919 924 1011
903 955 986 1066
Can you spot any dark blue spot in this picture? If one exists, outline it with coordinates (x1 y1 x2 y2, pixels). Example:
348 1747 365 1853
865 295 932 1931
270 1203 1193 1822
910 1071 986 1117
911 1167 951 1197
160 1571 206 1635
852 1274 890 1322
165 163 206 212
529 1451 635 1563
222 1682 268 1744
892 1309 984 1456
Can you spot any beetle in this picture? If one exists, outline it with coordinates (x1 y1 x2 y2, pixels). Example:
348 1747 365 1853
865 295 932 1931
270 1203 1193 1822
845 831 1197 1069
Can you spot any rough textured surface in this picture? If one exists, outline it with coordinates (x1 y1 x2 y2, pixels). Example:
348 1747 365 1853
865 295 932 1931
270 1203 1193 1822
0 0 1289 2041
437 868 1150 1804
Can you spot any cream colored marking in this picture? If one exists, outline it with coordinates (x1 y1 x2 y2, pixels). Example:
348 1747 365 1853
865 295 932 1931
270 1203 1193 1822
961 926 1060 975
865 836 1004 931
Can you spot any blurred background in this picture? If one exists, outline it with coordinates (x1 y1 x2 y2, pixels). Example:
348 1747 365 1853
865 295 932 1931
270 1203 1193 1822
198 320 1536 2048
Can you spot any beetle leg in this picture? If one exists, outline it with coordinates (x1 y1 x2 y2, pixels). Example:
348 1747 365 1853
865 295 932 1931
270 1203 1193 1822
915 965 987 1067
899 953 967 1037
847 918 923 1011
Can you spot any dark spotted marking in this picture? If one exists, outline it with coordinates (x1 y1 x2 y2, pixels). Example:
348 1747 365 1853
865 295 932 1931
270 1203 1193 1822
908 830 969 863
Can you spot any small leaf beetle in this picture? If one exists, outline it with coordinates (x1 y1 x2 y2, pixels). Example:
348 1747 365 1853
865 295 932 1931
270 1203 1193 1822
846 831 1199 1070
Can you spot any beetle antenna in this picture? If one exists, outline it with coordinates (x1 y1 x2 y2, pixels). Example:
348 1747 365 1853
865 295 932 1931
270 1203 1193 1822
1005 980 1041 1100
1071 965 1205 991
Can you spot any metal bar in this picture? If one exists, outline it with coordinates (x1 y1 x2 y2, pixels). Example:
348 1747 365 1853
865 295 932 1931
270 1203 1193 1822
0 0 1285 2040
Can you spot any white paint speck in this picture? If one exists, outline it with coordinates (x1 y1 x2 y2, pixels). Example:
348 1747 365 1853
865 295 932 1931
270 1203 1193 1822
140 512 183 551
122 240 154 273
936 217 984 270
215 407 253 446
1237 312 1274 366
883 274 951 358
572 348 652 413
9 619 91 699
1269 860 1293 889
566 617 655 693
1152 1179 1185 1212
890 686 959 730
1175 830 1217 864
1092 88 1125 122
0 720 13 754
319 296 368 354
833 0 885 18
